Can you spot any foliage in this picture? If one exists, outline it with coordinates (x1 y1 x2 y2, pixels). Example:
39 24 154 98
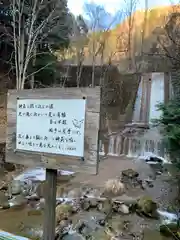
153 7 180 168
28 49 58 88
0 2 14 74
155 99 180 167
0 0 72 89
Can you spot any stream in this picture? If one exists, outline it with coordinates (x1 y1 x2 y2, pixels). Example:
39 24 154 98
0 159 179 240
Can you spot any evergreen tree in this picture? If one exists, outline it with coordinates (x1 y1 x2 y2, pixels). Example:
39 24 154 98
155 12 180 167
0 1 14 78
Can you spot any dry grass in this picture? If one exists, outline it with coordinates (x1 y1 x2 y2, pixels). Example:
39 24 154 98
104 178 125 196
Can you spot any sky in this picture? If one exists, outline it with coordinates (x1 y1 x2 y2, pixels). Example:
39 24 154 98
68 0 180 16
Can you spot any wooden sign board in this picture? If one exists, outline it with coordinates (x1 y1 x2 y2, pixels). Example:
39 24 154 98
6 87 100 174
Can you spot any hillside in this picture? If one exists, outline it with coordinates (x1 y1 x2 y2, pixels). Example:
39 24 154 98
101 4 180 69
63 4 180 72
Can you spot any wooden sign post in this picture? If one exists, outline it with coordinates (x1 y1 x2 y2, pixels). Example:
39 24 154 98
6 87 100 240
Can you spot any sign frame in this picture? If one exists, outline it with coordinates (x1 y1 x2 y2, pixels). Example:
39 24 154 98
6 87 101 174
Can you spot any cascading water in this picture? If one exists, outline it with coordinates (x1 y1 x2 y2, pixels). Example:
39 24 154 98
99 140 105 155
108 136 116 156
128 137 164 158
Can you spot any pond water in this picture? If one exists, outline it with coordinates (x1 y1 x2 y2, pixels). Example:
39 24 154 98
0 207 43 238
0 208 169 240
0 195 174 240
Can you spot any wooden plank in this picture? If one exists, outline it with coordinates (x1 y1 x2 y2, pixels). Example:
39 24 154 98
6 87 100 174
7 87 100 113
43 169 57 240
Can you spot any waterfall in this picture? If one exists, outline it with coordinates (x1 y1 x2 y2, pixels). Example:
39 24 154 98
108 136 115 156
99 140 105 156
132 79 142 122
128 138 164 158
115 136 121 156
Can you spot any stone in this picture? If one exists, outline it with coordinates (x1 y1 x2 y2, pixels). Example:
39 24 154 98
121 169 139 178
113 195 138 205
97 199 112 214
1 203 10 209
56 204 73 224
21 226 43 239
67 188 82 199
0 191 8 205
36 181 46 198
4 163 16 172
81 199 91 211
87 188 102 198
39 198 45 209
104 226 117 239
89 198 98 208
56 186 67 198
160 221 180 238
136 196 158 218
118 204 129 214
9 195 27 208
8 180 22 195
146 156 163 164
57 174 75 182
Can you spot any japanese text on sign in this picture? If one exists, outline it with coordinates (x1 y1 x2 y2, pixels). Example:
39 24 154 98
16 99 86 157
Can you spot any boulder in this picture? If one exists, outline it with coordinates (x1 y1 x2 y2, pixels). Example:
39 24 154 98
9 195 27 208
56 204 73 224
136 196 158 218
0 191 8 206
2 203 10 209
121 169 139 179
160 221 180 238
117 204 129 214
97 199 112 214
67 188 82 199
8 180 22 195
4 163 16 172
36 181 46 198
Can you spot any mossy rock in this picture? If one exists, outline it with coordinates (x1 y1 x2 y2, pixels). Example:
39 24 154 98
137 196 158 218
122 169 139 178
160 222 179 237
0 191 8 205
4 162 16 172
36 181 47 198
97 199 112 214
9 180 22 195
56 204 73 224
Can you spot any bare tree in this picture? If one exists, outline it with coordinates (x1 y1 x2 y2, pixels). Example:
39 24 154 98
10 0 71 90
84 2 122 87
71 15 89 87
123 0 137 69
152 3 180 97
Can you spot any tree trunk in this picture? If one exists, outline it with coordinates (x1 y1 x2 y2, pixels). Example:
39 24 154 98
30 47 37 89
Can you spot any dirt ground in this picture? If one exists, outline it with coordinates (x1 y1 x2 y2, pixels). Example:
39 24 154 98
72 155 178 210
73 156 137 186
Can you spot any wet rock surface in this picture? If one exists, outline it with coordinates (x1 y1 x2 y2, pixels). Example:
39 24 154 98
0 158 178 240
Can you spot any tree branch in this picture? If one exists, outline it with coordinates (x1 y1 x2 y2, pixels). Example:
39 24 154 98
25 61 55 79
